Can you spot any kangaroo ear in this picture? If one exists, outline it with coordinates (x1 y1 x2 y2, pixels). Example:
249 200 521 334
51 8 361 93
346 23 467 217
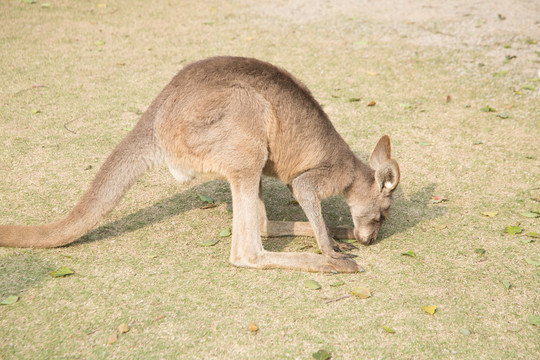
375 159 400 193
369 135 391 170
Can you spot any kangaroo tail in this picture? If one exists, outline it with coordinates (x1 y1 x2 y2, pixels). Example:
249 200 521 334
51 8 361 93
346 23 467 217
0 110 162 248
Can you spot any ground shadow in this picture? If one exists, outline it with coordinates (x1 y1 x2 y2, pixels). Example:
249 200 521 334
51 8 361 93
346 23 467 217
77 180 232 245
74 177 444 250
0 252 52 297
377 182 446 242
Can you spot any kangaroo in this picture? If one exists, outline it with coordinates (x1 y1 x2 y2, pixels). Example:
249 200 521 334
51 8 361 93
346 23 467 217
0 56 400 273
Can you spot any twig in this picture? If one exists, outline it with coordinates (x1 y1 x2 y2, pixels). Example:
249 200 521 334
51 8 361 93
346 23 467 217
63 118 78 134
14 84 47 96
324 294 351 304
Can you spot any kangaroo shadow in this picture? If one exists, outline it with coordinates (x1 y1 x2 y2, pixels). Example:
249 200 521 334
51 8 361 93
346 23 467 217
76 176 443 250
77 180 233 245
0 252 52 297
376 182 446 242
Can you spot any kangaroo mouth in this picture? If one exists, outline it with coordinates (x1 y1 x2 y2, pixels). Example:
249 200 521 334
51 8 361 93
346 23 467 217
354 228 378 246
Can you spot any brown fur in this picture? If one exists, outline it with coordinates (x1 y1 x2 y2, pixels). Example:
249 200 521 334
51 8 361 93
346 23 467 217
0 56 400 273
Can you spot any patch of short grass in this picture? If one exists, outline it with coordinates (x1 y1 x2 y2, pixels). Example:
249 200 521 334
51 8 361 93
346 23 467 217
1 1 539 359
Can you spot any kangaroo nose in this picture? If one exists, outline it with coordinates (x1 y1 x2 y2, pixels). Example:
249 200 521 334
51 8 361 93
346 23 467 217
354 228 374 246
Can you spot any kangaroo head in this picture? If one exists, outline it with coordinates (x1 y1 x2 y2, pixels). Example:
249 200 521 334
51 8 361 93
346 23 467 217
345 135 400 245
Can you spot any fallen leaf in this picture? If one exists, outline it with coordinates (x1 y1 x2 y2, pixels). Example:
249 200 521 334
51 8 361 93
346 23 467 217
305 279 322 290
528 315 540 326
382 326 395 334
402 250 416 257
521 212 539 218
459 328 471 336
0 295 19 305
351 287 371 299
367 101 376 107
200 239 219 247
497 112 509 119
41 3 51 8
288 200 299 206
200 203 218 209
434 224 447 231
472 141 483 145
330 280 345 288
475 248 486 255
525 258 540 266
504 225 523 235
421 305 437 315
118 323 130 334
31 109 41 114
481 211 498 217
446 95 452 103
348 98 361 102
400 103 415 110
49 266 74 277
153 315 166 322
312 349 332 360
107 333 118 345
197 194 214 203
430 195 447 204
219 227 231 237
416 141 431 146
525 231 539 238
97 3 107 8
502 280 511 290
481 105 497 112
522 84 535 91
247 322 259 332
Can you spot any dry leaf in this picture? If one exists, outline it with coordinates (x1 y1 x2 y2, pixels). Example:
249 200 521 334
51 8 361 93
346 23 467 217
421 305 437 315
382 326 395 334
351 287 371 299
504 225 523 235
118 323 130 334
200 203 218 209
367 101 376 107
247 322 259 332
107 333 118 345
481 211 498 217
430 195 447 204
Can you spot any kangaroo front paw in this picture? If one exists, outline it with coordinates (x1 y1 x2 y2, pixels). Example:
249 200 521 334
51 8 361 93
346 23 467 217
333 240 358 252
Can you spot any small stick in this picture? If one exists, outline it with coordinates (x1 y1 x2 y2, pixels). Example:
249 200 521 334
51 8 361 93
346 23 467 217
14 84 47 96
63 118 78 134
324 294 351 304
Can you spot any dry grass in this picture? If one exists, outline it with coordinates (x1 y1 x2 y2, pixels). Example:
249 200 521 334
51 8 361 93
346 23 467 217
1 0 539 359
